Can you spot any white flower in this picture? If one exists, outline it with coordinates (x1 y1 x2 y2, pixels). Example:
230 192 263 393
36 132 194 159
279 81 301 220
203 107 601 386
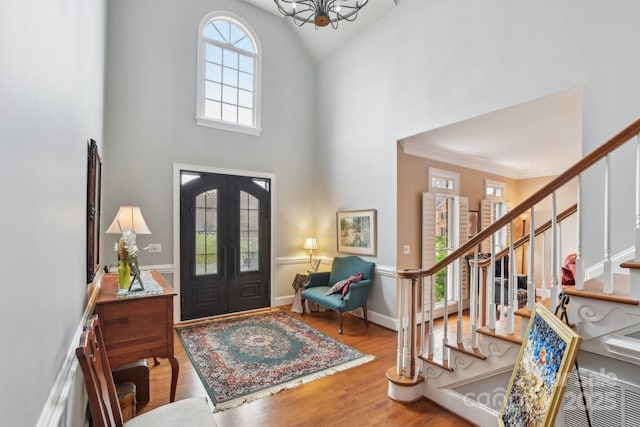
117 229 140 263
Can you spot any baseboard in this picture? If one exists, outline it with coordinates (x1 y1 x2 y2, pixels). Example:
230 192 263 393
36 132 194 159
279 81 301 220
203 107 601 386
584 246 635 279
275 294 397 331
140 263 174 274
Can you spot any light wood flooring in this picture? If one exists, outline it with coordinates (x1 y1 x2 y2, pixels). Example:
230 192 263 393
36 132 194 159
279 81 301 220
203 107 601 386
137 306 474 426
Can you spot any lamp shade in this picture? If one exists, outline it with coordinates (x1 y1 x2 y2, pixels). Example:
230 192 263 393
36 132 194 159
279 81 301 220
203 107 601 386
303 237 318 250
106 206 152 234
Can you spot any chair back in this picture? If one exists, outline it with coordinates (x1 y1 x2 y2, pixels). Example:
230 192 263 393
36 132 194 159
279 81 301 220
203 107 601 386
76 315 124 427
328 256 375 285
494 255 509 278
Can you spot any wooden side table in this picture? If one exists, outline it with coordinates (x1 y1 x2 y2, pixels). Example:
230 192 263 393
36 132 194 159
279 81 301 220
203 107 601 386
94 271 178 402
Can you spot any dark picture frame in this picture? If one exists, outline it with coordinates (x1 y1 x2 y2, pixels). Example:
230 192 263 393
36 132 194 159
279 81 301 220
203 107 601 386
336 209 377 256
86 139 102 283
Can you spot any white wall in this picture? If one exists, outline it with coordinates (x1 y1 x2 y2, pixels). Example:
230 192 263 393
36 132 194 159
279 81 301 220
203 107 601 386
317 0 640 297
103 0 317 304
0 0 107 425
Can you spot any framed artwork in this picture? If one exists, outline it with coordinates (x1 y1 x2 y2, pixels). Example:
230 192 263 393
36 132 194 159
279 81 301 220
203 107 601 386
307 259 321 273
499 303 582 427
468 210 479 238
86 139 102 284
337 209 377 256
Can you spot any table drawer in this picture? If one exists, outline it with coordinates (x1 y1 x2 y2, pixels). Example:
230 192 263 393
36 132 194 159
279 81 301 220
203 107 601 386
96 297 172 365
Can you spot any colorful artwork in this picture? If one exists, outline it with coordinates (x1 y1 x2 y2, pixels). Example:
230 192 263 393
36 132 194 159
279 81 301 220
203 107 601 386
337 209 377 256
499 303 582 427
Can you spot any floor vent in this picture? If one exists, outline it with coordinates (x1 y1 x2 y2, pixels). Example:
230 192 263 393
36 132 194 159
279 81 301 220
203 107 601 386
563 367 640 426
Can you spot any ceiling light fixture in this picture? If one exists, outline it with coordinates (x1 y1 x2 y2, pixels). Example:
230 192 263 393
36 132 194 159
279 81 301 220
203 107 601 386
274 0 369 29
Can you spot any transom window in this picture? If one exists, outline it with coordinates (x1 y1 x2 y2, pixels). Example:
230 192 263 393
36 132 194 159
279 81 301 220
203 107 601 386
196 12 261 135
485 179 506 200
429 167 460 195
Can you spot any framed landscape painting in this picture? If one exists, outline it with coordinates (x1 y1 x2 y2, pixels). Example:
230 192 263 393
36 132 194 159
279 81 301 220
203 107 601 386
337 209 377 256
499 303 582 427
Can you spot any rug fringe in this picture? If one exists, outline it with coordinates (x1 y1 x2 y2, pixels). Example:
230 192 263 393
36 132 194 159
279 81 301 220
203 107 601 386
213 354 375 412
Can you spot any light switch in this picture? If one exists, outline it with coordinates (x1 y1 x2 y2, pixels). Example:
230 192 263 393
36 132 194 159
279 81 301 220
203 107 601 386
148 243 162 253
403 245 410 255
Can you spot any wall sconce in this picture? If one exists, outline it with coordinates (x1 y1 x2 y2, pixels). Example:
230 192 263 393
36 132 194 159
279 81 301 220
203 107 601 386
519 212 529 237
303 237 318 270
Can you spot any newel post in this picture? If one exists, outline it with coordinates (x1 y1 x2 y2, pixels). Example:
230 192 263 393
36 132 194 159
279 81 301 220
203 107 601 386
387 269 424 403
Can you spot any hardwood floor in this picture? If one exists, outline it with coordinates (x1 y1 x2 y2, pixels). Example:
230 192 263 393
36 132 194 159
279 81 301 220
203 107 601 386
137 306 474 426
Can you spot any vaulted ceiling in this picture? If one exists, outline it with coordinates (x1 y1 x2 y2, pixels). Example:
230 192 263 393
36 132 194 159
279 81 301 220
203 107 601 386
241 0 398 62
242 1 581 179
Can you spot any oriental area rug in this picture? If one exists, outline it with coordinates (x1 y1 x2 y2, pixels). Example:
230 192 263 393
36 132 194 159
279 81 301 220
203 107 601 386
175 309 374 411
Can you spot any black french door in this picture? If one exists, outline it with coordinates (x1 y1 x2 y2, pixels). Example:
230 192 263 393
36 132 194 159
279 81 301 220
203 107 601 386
180 171 270 320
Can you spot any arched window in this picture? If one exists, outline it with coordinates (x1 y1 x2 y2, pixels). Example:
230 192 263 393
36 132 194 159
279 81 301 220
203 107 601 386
196 12 261 135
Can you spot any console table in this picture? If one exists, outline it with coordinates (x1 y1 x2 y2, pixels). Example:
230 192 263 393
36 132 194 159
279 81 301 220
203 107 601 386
95 271 178 402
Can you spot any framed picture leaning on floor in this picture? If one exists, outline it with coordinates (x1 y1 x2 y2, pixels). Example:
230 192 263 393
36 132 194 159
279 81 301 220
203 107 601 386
499 303 583 427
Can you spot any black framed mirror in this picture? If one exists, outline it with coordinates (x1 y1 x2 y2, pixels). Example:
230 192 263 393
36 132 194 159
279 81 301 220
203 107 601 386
87 139 102 283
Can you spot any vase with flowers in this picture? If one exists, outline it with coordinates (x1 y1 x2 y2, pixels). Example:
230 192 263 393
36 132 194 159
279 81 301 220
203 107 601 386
116 229 141 290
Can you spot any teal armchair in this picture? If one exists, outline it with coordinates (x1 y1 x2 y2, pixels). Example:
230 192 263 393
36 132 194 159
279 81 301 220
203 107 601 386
301 256 375 334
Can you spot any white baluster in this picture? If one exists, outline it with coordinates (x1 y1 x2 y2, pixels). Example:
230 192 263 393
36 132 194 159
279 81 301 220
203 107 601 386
443 263 450 366
457 257 463 345
575 174 584 290
527 207 536 312
636 134 640 259
550 192 559 305
471 252 478 349
558 221 563 295
508 221 515 334
428 275 435 358
420 275 426 357
541 232 547 299
603 155 613 294
488 238 496 330
396 277 401 376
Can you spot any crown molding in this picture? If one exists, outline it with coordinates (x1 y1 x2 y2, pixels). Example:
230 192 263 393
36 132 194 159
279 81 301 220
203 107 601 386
400 139 563 180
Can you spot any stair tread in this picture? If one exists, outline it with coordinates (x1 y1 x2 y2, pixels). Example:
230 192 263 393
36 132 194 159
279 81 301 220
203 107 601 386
418 353 454 371
620 261 640 269
476 326 522 345
445 342 487 360
564 280 638 305
514 297 550 318
418 312 487 370
476 313 525 345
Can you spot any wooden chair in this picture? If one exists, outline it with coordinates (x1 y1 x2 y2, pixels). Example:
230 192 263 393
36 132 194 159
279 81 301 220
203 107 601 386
75 315 216 427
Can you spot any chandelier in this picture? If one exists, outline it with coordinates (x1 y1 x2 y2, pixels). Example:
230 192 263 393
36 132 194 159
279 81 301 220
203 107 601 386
274 0 369 29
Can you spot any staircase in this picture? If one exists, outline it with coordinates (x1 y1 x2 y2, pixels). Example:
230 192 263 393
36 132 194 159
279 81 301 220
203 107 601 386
389 118 640 426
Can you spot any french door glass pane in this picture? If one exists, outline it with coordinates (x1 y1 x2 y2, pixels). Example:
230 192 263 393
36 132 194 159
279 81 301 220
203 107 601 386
195 189 218 275
239 191 259 272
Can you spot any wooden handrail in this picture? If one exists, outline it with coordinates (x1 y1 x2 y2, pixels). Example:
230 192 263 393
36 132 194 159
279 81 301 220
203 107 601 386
473 203 578 267
399 117 640 280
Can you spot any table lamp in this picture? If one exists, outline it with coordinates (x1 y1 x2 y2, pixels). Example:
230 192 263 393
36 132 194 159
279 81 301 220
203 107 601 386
303 237 318 270
106 206 151 291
